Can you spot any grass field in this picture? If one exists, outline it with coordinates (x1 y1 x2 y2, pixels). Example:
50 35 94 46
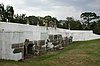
0 39 100 66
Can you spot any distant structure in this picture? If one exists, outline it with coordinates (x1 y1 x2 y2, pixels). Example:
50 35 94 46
0 22 100 61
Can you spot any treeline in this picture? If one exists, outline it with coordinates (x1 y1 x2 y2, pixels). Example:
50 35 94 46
0 3 100 35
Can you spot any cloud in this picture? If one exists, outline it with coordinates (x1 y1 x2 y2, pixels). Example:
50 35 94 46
88 0 100 10
0 0 12 7
0 0 100 20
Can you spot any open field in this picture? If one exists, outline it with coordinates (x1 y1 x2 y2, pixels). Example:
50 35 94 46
0 39 100 66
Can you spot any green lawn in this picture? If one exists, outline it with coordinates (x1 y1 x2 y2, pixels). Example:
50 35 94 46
0 39 100 66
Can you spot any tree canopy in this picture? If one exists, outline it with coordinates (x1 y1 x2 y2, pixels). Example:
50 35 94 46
80 12 99 29
0 3 14 22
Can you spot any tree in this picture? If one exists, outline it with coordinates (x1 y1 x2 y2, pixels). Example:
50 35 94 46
44 15 52 27
51 17 58 29
0 3 5 21
26 16 39 25
0 3 14 22
13 14 27 24
90 21 96 30
66 17 82 30
80 12 98 30
44 15 58 30
93 20 100 35
6 5 14 22
57 20 67 29
37 16 44 26
66 17 74 30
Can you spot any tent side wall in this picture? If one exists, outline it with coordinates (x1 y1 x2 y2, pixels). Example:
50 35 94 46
70 30 100 41
0 22 100 42
0 31 24 61
0 32 3 58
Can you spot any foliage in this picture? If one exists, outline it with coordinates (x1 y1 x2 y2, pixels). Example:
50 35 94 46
13 14 27 24
0 3 5 21
6 5 14 22
80 12 99 30
44 15 58 27
58 17 82 30
58 20 68 29
0 3 14 22
26 16 39 25
93 20 100 35
66 17 82 30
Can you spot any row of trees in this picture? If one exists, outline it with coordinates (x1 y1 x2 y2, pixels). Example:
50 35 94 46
0 3 14 22
0 3 100 35
80 12 100 34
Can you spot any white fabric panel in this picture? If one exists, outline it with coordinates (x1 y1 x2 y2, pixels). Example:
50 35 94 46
0 22 100 61
0 32 3 58
40 32 48 40
0 31 23 60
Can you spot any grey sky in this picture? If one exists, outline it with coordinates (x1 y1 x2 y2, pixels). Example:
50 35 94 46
0 0 100 20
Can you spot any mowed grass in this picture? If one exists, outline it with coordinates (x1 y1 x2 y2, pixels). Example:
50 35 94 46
0 39 100 66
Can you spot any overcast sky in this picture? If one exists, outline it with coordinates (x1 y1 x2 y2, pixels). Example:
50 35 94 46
0 0 100 20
